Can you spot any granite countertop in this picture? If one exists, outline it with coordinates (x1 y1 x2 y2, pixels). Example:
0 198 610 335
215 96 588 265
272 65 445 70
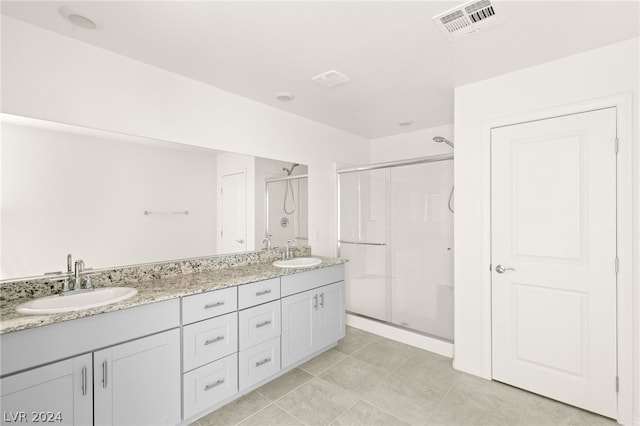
0 256 346 335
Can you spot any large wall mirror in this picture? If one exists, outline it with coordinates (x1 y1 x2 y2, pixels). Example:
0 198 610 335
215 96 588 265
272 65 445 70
0 114 308 281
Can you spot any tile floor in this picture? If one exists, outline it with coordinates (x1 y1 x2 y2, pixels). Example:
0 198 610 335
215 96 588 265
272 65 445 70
192 327 616 426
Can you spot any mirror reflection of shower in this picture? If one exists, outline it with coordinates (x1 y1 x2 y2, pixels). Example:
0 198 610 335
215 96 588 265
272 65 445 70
265 163 308 248
282 163 299 214
433 136 455 213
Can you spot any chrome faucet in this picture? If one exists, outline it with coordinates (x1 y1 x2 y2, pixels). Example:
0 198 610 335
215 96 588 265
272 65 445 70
285 239 296 259
46 254 93 294
261 237 272 250
74 260 84 289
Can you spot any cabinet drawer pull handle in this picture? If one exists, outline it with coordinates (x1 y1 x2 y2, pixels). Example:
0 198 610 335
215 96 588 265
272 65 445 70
102 361 107 389
313 294 318 310
204 336 225 345
81 366 87 395
320 293 325 308
204 301 225 309
256 289 272 296
255 320 272 328
204 379 225 391
255 358 272 367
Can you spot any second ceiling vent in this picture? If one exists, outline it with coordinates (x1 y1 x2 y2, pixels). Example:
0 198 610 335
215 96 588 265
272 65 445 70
433 0 504 41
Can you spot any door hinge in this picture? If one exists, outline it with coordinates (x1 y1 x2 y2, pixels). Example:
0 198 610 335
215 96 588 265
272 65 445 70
221 231 223 237
616 376 619 393
615 137 619 154
615 257 619 275
489 264 492 272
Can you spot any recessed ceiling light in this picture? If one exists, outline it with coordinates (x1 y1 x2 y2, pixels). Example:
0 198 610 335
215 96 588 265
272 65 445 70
59 6 100 30
398 121 414 127
275 92 295 102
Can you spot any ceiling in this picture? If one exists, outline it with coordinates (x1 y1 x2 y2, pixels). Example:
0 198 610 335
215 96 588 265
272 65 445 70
2 1 638 139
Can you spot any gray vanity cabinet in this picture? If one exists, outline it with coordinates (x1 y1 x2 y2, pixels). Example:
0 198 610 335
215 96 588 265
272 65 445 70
0 299 181 426
281 266 345 369
94 329 181 426
0 354 93 425
237 278 282 391
181 289 239 419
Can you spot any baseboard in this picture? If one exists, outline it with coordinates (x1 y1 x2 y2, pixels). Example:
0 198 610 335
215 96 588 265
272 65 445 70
345 313 454 358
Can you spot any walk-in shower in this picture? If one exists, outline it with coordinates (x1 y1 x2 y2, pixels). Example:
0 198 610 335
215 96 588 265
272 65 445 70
338 150 454 341
265 164 308 248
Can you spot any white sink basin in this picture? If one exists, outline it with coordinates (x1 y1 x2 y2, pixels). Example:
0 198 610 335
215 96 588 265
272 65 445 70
273 257 323 268
16 287 138 315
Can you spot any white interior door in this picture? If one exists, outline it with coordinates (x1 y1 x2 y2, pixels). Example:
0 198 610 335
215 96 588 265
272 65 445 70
491 108 617 418
221 171 247 253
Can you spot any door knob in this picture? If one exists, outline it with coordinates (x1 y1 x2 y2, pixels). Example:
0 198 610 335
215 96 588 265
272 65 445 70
495 265 516 274
235 239 245 244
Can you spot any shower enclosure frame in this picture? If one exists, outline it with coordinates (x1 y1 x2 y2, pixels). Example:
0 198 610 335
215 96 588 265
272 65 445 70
337 153 454 341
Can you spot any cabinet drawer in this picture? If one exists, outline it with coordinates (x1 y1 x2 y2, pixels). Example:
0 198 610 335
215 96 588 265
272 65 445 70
238 300 281 351
183 312 238 372
183 353 238 420
239 337 281 391
281 264 344 297
182 287 237 325
238 278 280 309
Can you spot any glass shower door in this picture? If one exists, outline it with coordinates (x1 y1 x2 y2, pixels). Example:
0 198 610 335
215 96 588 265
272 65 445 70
338 158 454 342
339 168 389 322
389 160 453 340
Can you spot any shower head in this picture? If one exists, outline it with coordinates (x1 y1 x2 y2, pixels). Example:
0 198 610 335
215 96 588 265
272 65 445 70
433 136 454 148
283 163 300 176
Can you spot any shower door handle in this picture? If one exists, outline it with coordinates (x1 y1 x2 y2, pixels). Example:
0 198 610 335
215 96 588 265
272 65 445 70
495 265 516 274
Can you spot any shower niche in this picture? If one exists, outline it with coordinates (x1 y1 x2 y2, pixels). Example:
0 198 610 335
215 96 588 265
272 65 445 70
338 156 454 341
264 164 308 249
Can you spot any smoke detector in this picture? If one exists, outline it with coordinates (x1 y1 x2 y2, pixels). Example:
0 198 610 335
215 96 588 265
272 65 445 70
433 0 504 41
311 70 351 89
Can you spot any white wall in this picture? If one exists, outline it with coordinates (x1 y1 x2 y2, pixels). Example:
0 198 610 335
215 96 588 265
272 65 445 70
370 124 454 163
1 123 217 278
454 37 639 425
0 16 370 257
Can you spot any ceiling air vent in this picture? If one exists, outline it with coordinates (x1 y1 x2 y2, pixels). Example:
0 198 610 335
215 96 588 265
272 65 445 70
433 0 504 41
312 70 351 89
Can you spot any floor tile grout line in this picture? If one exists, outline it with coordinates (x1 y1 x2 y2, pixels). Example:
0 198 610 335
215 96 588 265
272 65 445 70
355 398 414 426
257 369 315 403
270 400 309 426
326 394 364 426
230 402 273 426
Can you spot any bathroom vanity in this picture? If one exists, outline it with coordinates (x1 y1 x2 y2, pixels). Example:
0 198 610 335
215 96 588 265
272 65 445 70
0 258 345 425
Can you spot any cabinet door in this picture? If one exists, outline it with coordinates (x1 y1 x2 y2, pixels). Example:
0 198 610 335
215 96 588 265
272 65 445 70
281 290 316 368
317 281 346 349
0 354 92 426
94 329 181 426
